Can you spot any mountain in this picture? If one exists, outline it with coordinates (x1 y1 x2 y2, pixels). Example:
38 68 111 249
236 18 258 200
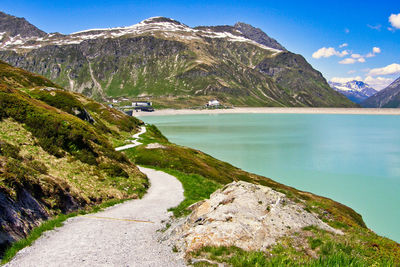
329 80 377 104
361 76 400 107
0 60 148 255
0 14 356 108
0 11 46 38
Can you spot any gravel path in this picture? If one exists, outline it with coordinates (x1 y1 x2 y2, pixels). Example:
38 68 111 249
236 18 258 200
115 126 147 151
5 166 185 267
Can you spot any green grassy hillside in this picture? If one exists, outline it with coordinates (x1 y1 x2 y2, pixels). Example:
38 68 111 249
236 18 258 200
0 61 148 256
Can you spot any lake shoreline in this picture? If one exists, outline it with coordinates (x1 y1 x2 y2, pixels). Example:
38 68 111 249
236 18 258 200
139 113 400 242
137 107 400 116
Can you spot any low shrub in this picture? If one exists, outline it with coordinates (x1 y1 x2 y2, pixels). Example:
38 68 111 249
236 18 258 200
99 162 129 178
0 140 21 159
26 160 48 175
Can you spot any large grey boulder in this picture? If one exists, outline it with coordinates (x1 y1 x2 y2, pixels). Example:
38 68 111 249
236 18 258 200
164 181 342 254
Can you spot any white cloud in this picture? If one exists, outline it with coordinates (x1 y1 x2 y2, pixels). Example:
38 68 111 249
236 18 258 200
312 47 348 59
365 47 381 58
367 24 382 31
368 63 400 76
330 76 363 83
339 57 366 64
339 58 357 64
373 47 381 54
364 76 394 90
389 13 400 29
347 70 357 74
339 43 348 48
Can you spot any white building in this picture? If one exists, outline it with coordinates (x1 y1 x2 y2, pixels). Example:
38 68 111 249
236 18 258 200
132 101 152 107
207 100 220 106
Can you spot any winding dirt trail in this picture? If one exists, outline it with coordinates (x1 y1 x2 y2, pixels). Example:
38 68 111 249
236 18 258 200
5 166 185 267
115 126 147 151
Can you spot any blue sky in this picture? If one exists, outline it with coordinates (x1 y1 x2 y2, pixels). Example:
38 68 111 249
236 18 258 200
2 0 400 89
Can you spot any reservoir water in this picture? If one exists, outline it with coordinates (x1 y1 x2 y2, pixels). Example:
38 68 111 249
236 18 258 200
140 113 400 242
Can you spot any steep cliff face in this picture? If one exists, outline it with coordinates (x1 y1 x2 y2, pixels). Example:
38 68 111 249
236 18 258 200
0 14 356 107
256 52 355 107
0 189 49 253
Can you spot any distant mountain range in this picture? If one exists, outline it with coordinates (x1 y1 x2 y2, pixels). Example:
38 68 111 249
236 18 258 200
0 11 356 107
361 76 400 108
328 80 377 104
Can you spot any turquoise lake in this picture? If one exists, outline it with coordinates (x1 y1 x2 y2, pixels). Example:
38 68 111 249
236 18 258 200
139 113 400 242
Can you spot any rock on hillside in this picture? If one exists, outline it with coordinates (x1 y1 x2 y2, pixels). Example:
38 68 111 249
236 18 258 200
164 181 342 254
0 14 356 107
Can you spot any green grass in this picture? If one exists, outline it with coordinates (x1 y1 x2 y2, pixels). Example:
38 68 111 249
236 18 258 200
140 166 221 217
1 198 129 264
164 169 221 217
192 245 395 267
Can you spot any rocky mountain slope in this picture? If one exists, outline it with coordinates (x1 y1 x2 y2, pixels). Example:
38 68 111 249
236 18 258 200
0 12 355 107
361 76 400 107
0 11 46 38
0 60 148 256
329 80 377 104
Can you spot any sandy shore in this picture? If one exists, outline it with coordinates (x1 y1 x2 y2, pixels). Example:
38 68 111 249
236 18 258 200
136 107 400 116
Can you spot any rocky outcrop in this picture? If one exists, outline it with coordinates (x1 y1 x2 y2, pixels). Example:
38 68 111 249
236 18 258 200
234 22 286 51
163 181 342 254
0 189 48 254
72 107 95 124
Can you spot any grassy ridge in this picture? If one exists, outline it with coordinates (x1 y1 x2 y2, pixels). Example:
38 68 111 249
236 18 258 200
0 60 60 90
0 87 148 208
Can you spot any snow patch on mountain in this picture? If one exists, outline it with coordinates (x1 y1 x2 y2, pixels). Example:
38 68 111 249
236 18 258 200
0 17 283 54
329 80 377 104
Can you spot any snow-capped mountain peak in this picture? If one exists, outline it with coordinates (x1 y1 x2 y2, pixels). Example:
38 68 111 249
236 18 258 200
328 80 377 104
0 15 284 54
